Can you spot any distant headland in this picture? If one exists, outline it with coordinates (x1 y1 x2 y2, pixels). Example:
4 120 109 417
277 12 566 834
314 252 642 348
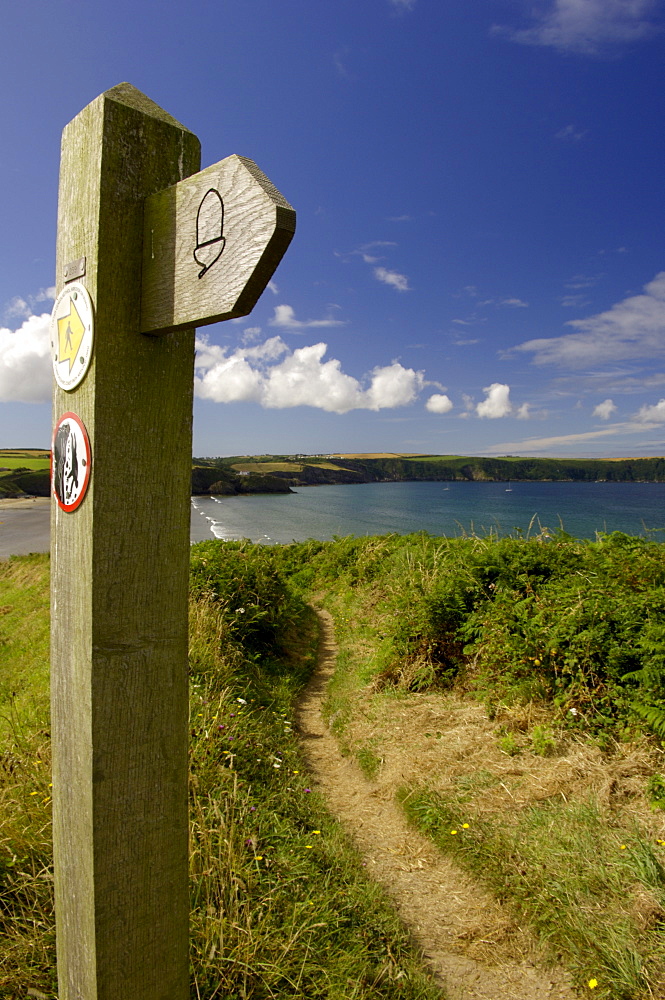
190 452 665 495
2 449 665 501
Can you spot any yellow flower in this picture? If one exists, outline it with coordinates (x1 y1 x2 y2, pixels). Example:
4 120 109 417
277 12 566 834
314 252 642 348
620 844 627 850
305 845 313 849
588 979 598 989
256 856 263 861
450 830 458 835
313 830 321 835
462 823 470 829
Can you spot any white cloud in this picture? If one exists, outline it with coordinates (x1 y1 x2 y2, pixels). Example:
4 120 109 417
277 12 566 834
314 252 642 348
500 297 529 308
3 286 55 324
484 427 630 454
555 124 588 141
593 398 617 419
268 304 345 329
389 0 416 10
476 383 513 419
241 326 263 343
636 399 665 423
267 280 279 295
0 313 52 403
514 272 665 368
5 297 31 320
494 0 662 55
426 393 454 414
194 335 425 413
373 267 411 292
516 402 532 419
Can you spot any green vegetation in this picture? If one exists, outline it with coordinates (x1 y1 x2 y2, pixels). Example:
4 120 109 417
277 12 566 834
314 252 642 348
0 451 51 499
0 452 50 472
6 530 665 997
194 452 665 487
267 530 665 999
401 790 665 999
274 530 665 740
0 550 439 999
5 448 665 499
0 555 53 989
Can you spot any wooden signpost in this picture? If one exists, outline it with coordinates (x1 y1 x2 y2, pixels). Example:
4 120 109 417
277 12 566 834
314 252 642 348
50 83 295 999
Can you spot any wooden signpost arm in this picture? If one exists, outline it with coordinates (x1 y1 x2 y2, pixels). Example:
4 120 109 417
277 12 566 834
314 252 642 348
51 83 200 999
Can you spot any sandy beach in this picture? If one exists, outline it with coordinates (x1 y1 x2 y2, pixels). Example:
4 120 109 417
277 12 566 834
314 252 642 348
0 497 51 559
0 498 212 559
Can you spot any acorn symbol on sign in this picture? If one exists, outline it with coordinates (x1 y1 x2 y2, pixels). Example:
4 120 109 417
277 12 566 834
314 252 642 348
193 189 226 278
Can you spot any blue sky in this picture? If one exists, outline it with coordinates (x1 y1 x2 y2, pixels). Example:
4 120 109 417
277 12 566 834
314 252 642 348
2 0 665 458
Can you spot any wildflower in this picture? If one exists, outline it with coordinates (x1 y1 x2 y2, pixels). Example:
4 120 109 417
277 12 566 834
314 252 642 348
255 856 263 861
237 697 247 705
620 844 627 850
450 830 457 835
312 830 321 835
305 845 313 849
237 608 245 614
569 708 578 716
588 979 598 989
304 788 311 793
293 770 299 774
462 823 470 829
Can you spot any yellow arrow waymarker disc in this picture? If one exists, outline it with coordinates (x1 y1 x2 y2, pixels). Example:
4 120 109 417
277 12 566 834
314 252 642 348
50 283 94 391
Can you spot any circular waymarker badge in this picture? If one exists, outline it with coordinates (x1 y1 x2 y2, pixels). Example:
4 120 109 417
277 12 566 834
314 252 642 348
50 282 94 391
51 412 92 512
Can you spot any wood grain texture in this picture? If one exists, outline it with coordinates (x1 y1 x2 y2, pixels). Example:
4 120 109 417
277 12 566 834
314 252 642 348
51 82 200 1000
141 154 296 334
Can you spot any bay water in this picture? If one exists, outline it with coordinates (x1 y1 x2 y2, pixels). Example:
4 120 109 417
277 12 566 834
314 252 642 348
190 480 665 545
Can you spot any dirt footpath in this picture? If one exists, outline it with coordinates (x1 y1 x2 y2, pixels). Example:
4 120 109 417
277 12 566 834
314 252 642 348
295 608 580 1000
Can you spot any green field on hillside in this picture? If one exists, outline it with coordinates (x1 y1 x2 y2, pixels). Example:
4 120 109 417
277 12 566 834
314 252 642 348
0 450 50 471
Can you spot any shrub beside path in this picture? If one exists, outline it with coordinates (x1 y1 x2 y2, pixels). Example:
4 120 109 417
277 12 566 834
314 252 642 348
296 608 580 1000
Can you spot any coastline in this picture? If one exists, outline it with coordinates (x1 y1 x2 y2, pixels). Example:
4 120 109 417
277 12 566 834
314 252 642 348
0 496 51 510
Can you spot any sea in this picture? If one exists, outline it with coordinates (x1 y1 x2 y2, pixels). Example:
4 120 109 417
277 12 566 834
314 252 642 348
190 480 665 546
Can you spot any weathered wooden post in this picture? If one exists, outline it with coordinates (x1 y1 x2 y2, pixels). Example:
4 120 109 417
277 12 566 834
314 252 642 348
50 83 294 999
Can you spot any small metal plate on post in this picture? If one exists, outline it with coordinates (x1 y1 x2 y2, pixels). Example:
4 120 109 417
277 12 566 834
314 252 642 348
64 257 86 282
50 282 95 391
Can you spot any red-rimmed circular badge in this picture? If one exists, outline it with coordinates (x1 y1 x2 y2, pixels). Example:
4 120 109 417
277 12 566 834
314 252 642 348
51 412 92 512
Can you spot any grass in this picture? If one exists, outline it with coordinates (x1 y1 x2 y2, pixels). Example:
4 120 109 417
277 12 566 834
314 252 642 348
401 789 665 999
230 462 304 474
269 530 665 1000
7 530 665 998
0 452 50 472
0 555 54 995
0 551 441 999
